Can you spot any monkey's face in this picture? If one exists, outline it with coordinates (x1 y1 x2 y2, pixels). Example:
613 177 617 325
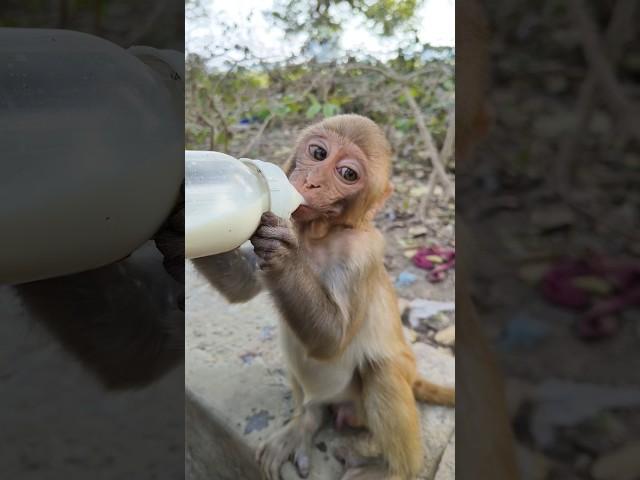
289 130 367 223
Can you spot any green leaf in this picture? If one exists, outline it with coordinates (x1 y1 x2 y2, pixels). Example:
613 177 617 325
306 103 322 118
323 103 337 117
273 104 290 117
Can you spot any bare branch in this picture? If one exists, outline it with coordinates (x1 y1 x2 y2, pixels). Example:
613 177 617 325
403 87 455 200
569 0 640 142
440 109 455 167
238 114 275 158
557 0 637 189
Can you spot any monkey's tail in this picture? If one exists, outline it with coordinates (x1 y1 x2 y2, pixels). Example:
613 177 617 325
412 376 455 406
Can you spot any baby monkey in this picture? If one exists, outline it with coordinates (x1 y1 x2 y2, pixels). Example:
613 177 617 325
250 114 454 480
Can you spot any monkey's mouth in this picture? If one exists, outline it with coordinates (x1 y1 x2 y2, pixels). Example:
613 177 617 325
292 204 317 221
292 204 341 222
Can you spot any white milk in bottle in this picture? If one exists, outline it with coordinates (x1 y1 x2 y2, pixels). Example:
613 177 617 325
185 151 304 259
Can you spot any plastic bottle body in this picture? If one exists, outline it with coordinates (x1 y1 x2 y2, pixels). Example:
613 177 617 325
185 151 304 259
0 29 184 284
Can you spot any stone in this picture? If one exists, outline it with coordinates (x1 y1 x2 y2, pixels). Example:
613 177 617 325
434 325 455 346
407 299 455 330
433 433 454 480
591 441 640 480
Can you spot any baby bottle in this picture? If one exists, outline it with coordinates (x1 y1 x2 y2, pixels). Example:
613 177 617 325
0 28 184 284
185 151 304 259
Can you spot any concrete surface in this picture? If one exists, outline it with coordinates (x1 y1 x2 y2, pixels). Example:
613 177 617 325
185 261 455 480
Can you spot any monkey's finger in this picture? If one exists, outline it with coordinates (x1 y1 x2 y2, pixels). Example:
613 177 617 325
260 211 283 227
253 225 297 247
267 456 282 480
250 238 282 255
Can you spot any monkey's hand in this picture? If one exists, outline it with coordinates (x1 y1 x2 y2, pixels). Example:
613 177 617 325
250 212 300 272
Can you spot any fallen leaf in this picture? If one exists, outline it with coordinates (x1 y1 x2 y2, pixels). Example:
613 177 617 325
426 255 444 264
572 275 613 296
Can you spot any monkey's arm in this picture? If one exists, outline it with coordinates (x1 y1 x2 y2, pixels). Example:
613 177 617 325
191 242 263 304
250 213 362 359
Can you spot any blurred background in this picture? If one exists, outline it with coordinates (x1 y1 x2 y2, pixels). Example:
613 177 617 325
0 3 184 479
459 0 640 478
0 0 183 49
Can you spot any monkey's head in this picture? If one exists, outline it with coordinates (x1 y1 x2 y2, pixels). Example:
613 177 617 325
286 114 393 227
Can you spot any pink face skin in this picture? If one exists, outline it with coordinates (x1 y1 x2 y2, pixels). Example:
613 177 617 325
289 132 367 223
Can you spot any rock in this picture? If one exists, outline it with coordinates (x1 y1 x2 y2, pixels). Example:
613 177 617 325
413 343 455 478
407 299 455 330
515 444 550 480
529 380 640 448
409 226 428 237
413 343 455 389
434 325 455 346
403 326 417 343
397 297 411 316
433 433 454 480
591 441 640 480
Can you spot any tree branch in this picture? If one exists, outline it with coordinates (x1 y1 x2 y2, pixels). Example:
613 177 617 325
403 87 455 200
569 0 640 142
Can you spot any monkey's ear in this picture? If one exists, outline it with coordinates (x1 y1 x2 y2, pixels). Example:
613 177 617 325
382 182 394 202
282 155 296 176
366 181 394 222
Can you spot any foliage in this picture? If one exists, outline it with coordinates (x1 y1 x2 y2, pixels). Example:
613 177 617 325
186 49 454 161
270 0 422 42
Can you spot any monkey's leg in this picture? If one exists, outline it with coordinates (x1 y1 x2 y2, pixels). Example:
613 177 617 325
342 361 423 480
256 402 325 480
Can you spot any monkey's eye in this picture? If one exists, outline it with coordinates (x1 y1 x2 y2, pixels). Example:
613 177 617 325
309 144 327 161
337 167 358 183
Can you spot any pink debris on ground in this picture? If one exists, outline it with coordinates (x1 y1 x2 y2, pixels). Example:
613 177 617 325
412 246 455 283
541 255 640 340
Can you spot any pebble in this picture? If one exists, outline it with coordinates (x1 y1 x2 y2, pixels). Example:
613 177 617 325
434 325 455 346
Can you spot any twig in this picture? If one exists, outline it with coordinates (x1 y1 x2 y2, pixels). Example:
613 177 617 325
403 87 455 200
207 96 232 149
125 0 170 46
419 169 438 223
238 114 275 158
569 0 640 142
556 0 637 190
440 109 455 168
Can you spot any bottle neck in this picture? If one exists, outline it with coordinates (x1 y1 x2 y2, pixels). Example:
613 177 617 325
240 159 271 214
128 46 184 119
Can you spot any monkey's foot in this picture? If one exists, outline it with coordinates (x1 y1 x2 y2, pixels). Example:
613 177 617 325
341 466 400 480
256 422 312 480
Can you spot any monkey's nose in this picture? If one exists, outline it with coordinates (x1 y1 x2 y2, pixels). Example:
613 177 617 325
305 182 321 190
